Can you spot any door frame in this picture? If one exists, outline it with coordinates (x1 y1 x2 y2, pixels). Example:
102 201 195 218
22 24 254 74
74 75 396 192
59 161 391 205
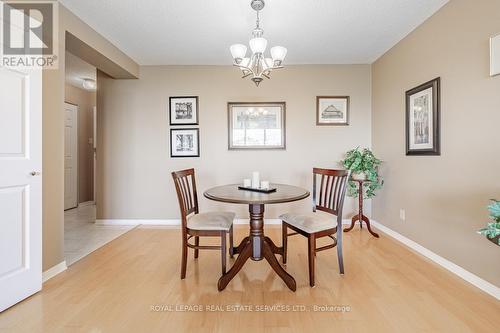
93 106 97 203
64 102 79 210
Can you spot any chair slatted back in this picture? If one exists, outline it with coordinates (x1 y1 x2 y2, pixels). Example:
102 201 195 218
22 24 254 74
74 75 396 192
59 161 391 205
172 169 199 227
312 168 351 217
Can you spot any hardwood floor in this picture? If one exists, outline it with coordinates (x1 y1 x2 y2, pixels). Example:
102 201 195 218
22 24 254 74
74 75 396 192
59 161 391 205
1 225 499 333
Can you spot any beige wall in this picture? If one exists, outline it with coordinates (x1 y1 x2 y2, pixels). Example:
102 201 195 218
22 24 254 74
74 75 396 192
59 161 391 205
65 84 96 203
42 4 139 271
96 65 372 220
372 0 500 287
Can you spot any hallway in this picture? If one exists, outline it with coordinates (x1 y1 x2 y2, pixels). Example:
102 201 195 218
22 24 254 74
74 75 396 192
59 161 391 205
64 205 134 265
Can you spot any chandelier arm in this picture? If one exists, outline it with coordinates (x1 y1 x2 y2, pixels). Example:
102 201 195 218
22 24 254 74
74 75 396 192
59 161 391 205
233 63 252 71
233 63 258 78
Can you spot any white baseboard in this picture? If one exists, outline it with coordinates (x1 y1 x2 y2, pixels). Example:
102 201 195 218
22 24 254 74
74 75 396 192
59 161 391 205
95 218 353 226
371 220 500 301
42 261 67 283
95 219 180 226
78 201 95 208
95 218 281 226
236 218 281 225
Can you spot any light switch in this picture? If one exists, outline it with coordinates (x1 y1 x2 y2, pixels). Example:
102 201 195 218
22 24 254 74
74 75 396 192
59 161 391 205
399 209 406 221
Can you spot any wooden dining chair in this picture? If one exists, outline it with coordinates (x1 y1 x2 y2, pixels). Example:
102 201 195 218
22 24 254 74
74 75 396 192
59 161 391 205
279 168 351 287
172 168 235 279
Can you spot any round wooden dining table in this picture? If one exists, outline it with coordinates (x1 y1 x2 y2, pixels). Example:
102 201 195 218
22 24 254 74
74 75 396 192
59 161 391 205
204 184 310 291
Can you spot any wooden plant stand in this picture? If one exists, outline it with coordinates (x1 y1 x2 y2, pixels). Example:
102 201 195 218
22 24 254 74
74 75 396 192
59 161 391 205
343 179 380 238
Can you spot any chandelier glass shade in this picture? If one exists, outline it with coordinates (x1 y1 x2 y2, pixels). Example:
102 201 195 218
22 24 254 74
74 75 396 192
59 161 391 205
230 0 287 86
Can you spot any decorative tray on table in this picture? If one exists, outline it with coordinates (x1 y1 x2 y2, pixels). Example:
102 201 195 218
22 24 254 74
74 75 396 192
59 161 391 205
238 186 277 194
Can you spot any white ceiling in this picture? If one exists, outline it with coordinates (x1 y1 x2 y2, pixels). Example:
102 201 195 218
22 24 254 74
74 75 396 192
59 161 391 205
59 0 448 65
65 51 96 89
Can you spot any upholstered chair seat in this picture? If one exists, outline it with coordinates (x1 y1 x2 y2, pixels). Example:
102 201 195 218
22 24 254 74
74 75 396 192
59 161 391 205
188 212 235 231
279 211 337 234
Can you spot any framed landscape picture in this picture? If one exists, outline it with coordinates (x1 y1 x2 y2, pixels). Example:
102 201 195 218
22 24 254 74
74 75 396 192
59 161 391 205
228 102 286 150
316 96 349 126
169 96 199 125
405 77 440 156
170 128 200 158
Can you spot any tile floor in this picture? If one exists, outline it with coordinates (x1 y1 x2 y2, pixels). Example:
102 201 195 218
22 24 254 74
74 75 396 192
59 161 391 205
64 204 135 265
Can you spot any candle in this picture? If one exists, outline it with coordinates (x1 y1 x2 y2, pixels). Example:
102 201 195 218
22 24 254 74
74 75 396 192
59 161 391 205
243 178 252 187
251 172 260 188
260 180 270 189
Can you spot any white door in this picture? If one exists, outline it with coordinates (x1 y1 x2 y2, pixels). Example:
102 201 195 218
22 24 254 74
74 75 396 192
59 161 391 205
0 66 42 312
64 103 78 210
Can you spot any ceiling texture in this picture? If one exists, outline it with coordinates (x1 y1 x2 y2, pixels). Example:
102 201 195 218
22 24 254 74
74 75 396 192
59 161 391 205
59 0 448 65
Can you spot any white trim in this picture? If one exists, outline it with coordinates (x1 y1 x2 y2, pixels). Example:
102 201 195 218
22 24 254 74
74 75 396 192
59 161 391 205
235 218 280 225
42 261 67 283
78 201 95 208
490 32 500 77
95 219 180 226
371 220 500 301
95 218 353 226
64 102 79 210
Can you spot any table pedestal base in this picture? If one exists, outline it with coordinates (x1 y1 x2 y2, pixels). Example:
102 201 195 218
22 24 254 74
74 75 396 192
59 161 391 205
218 204 296 292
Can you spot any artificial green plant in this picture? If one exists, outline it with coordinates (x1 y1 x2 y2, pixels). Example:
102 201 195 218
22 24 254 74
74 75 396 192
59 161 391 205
341 147 384 199
477 200 500 245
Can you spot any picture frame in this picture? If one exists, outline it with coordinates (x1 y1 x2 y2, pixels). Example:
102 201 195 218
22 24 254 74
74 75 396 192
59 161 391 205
490 33 500 77
316 96 349 126
405 77 440 156
170 128 200 158
169 96 199 125
227 102 286 150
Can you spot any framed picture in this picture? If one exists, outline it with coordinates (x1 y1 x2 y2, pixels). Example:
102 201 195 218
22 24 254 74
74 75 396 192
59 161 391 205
228 102 286 150
316 96 349 126
490 33 500 76
170 128 200 158
169 96 199 125
405 77 440 156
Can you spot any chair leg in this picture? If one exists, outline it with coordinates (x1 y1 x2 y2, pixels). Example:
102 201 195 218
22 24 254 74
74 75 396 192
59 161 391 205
229 226 234 259
337 225 345 274
308 234 316 287
194 236 199 259
282 222 288 264
181 235 188 279
221 232 227 275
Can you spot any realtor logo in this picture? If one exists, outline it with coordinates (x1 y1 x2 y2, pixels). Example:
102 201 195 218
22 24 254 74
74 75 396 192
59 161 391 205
1 0 58 68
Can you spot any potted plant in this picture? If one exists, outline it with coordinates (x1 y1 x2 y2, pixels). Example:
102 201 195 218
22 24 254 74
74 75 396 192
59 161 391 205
340 147 384 198
477 200 500 246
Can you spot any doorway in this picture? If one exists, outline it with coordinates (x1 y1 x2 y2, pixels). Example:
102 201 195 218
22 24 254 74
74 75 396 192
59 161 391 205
64 51 96 209
63 51 133 266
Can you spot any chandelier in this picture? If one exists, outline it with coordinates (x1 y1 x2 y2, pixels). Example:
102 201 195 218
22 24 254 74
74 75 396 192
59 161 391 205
230 0 287 86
